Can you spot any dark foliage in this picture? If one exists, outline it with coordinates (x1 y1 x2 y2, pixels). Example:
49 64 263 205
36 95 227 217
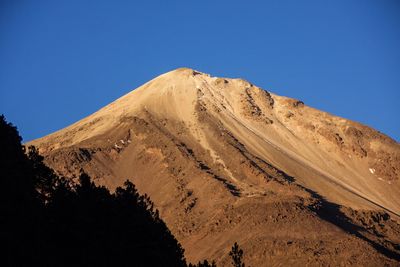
188 259 217 267
0 115 186 266
229 242 245 267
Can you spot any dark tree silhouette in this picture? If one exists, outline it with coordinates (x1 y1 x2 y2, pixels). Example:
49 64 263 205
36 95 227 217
0 115 186 267
0 115 42 265
229 242 245 267
188 259 217 267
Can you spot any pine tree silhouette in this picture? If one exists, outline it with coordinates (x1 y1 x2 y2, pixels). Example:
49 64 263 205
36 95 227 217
188 259 217 267
229 242 245 267
0 115 186 266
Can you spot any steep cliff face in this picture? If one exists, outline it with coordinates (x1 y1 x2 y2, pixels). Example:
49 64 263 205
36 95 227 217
29 68 400 265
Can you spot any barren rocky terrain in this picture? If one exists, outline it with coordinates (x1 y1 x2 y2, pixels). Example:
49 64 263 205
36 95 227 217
29 68 400 266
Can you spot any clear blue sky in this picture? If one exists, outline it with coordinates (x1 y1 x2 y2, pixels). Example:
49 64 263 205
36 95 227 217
1 0 399 142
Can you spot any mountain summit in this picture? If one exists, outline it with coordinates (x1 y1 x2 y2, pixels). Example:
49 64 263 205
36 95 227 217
29 68 400 265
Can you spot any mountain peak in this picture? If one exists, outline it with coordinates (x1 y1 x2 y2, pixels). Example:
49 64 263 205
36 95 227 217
165 67 206 78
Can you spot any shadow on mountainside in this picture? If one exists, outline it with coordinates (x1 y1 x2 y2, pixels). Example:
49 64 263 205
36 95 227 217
307 188 400 261
280 170 400 261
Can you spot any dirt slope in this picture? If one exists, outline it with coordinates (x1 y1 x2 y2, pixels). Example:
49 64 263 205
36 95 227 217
28 68 400 266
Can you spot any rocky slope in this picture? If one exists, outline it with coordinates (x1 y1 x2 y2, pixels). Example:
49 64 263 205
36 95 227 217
29 68 400 266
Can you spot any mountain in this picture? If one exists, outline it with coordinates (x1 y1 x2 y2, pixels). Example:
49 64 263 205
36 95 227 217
28 68 400 266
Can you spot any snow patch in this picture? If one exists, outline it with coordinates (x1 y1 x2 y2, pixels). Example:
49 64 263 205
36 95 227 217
369 168 375 174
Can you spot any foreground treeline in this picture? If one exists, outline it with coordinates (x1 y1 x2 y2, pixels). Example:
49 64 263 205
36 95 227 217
0 115 245 267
